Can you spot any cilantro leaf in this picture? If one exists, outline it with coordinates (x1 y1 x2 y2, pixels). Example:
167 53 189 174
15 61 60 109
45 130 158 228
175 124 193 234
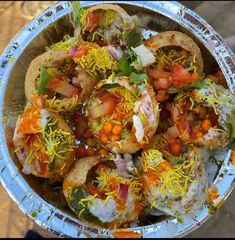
118 55 133 76
125 29 142 48
37 65 51 94
102 83 120 89
129 72 149 85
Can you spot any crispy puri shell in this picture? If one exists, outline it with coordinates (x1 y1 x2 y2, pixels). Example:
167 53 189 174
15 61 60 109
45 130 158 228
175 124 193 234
106 139 143 154
14 110 76 179
25 48 99 104
25 50 70 102
88 77 160 154
46 111 76 178
192 129 230 150
87 3 131 20
75 64 99 102
145 31 203 74
63 156 99 199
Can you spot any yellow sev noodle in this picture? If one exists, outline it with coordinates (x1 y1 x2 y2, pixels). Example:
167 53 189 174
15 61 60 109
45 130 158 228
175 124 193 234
74 47 118 76
140 149 198 204
76 170 142 217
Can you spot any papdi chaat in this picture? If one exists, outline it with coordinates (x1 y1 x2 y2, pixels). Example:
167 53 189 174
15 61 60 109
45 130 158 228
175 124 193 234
87 76 159 153
63 155 143 228
13 96 76 178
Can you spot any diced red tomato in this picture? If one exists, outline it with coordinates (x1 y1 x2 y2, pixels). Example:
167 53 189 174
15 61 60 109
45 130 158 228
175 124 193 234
155 89 169 102
33 95 46 108
191 72 200 81
148 68 171 79
73 48 89 58
86 182 106 199
83 11 101 32
171 64 199 87
88 97 116 119
47 77 79 98
98 90 113 102
153 77 171 90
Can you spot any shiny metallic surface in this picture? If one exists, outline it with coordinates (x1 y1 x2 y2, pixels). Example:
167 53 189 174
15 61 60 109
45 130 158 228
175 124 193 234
0 1 235 238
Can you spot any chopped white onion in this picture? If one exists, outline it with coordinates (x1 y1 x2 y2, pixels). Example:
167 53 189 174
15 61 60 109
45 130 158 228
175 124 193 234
22 163 31 175
72 77 80 87
133 115 144 143
123 153 133 161
104 30 111 43
40 109 50 127
34 159 41 173
106 45 123 61
131 44 156 67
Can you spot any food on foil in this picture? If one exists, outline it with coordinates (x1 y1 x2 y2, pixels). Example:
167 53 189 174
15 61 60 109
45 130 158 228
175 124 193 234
63 155 143 228
72 2 142 47
170 79 235 149
142 135 208 218
139 147 208 218
12 0 235 230
13 96 76 178
145 31 203 99
25 40 100 112
87 76 159 153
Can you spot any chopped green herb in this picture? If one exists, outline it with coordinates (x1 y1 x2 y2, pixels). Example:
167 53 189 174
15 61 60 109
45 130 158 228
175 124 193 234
164 151 188 165
102 83 120 89
227 111 235 149
37 65 51 94
118 55 133 76
130 57 143 71
69 187 99 222
125 29 142 48
129 72 149 85
168 79 204 94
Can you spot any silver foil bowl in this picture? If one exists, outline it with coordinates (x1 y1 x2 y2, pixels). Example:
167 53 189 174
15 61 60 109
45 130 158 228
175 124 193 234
0 1 235 238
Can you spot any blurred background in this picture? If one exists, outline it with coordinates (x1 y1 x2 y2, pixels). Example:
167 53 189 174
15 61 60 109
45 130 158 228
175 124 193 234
0 1 235 238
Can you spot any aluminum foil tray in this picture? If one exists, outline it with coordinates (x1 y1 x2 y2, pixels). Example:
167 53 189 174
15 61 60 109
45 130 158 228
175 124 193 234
0 1 235 238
